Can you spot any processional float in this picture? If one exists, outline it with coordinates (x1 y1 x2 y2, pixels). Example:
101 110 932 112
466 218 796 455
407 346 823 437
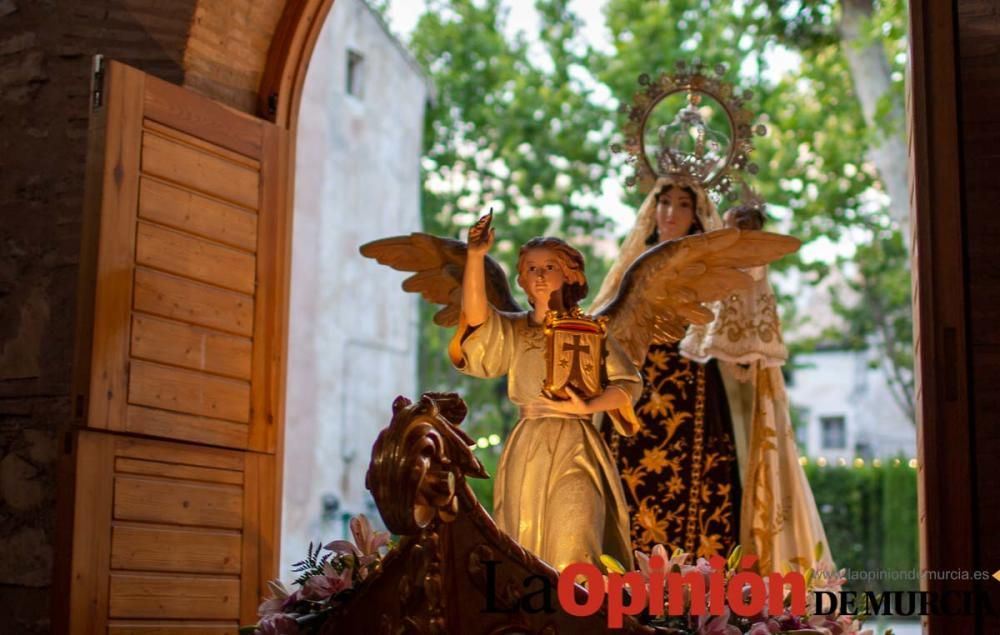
250 62 847 635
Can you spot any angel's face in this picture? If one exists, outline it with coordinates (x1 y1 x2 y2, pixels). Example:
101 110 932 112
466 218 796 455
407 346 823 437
518 248 566 309
656 187 696 241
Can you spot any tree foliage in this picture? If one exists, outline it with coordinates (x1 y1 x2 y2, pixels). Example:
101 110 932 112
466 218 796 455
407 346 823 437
804 460 918 593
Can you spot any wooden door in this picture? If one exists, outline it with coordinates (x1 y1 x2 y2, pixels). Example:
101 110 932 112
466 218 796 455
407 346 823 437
57 59 290 633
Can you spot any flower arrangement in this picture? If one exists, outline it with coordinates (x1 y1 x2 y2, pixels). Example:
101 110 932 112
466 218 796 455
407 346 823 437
244 514 392 635
602 543 881 635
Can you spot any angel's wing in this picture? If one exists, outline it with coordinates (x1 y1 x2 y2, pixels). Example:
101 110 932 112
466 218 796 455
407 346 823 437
359 232 522 326
595 228 801 366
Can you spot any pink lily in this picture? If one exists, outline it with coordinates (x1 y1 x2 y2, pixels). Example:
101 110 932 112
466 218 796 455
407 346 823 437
695 556 717 576
324 514 390 566
636 544 693 579
810 559 847 594
835 614 874 635
258 579 294 616
635 543 669 577
300 561 353 602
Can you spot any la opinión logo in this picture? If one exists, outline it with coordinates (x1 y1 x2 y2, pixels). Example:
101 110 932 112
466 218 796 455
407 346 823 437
482 555 807 628
560 554 806 628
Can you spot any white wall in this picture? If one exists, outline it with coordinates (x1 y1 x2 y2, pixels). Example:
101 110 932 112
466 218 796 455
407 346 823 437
281 0 429 577
786 349 916 463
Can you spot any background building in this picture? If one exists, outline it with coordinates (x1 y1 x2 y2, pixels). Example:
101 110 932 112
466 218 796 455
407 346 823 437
281 0 431 576
787 349 916 462
781 267 915 462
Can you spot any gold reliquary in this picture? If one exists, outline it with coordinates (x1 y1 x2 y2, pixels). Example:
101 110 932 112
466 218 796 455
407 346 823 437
542 308 609 400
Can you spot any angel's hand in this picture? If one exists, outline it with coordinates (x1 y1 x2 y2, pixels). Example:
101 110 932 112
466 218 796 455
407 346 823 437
467 211 495 258
522 387 591 418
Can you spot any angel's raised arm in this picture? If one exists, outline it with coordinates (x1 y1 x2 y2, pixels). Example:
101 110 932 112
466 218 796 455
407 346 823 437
462 212 496 327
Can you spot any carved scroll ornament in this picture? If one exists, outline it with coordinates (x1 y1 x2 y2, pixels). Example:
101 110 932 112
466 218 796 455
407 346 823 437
366 392 489 536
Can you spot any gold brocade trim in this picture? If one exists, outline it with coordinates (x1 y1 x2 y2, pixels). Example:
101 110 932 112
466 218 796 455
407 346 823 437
683 364 707 554
746 368 780 573
607 344 738 558
716 291 783 345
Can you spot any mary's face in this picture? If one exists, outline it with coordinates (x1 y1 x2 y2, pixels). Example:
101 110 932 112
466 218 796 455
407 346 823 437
519 248 566 308
655 187 696 241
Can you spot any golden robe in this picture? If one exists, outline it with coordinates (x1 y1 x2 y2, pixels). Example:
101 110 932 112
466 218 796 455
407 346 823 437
452 308 640 572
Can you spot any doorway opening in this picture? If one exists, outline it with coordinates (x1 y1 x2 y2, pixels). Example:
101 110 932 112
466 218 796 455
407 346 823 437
278 0 431 576
262 0 964 632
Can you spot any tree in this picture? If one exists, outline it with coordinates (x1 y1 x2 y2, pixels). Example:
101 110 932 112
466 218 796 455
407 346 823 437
750 0 914 422
755 0 910 237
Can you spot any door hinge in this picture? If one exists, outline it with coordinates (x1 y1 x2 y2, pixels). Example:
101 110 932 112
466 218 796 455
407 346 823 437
92 54 106 110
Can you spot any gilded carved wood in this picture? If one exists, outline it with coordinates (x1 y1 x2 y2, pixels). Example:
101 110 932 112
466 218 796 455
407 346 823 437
319 391 665 635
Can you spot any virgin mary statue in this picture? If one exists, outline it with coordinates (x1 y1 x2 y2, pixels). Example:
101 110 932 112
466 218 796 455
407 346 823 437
592 178 833 573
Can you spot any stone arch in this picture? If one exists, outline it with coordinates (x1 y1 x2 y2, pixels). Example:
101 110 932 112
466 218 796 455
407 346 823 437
163 0 336 124
255 0 338 128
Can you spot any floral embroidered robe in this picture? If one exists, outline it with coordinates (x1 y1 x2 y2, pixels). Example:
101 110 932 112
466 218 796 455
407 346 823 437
602 341 741 559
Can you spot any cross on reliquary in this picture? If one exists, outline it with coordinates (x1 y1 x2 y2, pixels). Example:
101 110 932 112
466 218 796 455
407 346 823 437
563 334 591 387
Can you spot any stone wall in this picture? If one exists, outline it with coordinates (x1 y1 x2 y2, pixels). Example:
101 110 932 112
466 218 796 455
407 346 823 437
0 0 288 629
182 0 284 110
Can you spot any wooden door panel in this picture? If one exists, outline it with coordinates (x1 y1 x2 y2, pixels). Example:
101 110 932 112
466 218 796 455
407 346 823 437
69 430 273 632
110 525 243 574
127 359 251 422
130 314 253 380
114 456 245 485
142 79 264 160
113 475 244 529
123 405 250 449
77 60 287 453
108 572 241 620
135 221 256 294
107 624 237 634
63 60 287 634
133 268 255 337
140 129 261 210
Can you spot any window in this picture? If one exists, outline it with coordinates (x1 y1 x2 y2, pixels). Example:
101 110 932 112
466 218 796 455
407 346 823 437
782 365 795 387
346 50 364 98
790 404 809 450
821 415 847 449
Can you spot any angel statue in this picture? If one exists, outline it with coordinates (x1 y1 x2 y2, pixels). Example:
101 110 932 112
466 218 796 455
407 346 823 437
360 211 799 573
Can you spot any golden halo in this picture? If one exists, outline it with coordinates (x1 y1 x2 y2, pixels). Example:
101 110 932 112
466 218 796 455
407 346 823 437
611 60 767 197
